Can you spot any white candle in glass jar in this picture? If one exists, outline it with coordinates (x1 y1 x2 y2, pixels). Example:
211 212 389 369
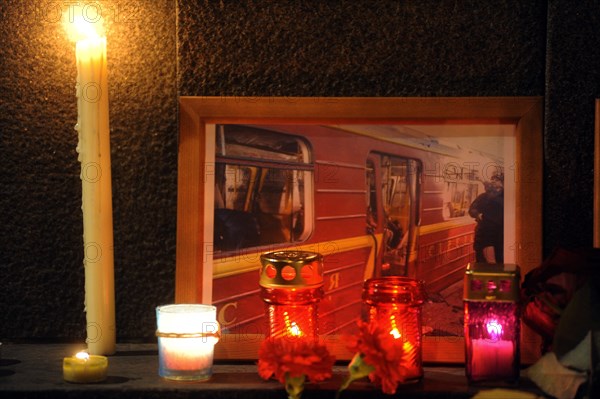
156 304 220 380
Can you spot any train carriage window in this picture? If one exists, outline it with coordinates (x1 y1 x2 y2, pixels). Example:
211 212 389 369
214 125 313 253
443 166 480 219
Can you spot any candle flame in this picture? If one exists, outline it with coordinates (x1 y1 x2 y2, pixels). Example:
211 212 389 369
389 312 401 339
63 5 105 42
289 322 302 337
75 351 90 361
486 319 503 340
283 311 303 337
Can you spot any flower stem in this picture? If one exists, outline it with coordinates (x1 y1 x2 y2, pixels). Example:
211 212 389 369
285 373 306 399
336 354 375 399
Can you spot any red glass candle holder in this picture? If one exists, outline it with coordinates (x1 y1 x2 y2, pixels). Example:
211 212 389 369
362 276 425 380
259 251 324 339
464 263 521 383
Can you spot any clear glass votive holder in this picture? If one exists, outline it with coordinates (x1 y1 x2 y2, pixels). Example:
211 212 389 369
156 304 220 381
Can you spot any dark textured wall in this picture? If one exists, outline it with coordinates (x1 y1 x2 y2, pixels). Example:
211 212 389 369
178 0 546 96
544 0 600 250
0 0 598 340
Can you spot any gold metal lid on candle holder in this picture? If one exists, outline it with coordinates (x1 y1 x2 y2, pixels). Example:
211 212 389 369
464 263 520 302
260 251 324 288
363 276 425 305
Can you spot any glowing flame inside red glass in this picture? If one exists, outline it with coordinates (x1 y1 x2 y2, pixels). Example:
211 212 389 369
390 327 401 339
283 311 303 337
486 319 503 341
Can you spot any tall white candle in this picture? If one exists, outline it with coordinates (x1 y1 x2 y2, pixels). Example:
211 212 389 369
65 9 115 355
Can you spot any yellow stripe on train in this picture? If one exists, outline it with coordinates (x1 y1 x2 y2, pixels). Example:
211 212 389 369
212 235 380 280
418 217 475 235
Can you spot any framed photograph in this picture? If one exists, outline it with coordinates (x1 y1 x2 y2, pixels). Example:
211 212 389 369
176 97 543 363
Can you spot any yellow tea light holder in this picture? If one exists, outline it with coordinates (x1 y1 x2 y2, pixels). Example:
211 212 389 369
63 351 108 383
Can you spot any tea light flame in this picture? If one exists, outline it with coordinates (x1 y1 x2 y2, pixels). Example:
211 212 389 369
75 351 90 361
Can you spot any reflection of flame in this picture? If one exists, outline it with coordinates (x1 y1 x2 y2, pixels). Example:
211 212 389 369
390 327 415 358
63 5 104 42
389 312 416 359
75 351 90 361
389 313 400 339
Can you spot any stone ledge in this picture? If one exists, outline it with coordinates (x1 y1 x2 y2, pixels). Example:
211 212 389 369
0 343 541 399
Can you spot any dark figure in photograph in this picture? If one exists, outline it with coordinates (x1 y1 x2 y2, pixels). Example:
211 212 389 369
468 173 504 263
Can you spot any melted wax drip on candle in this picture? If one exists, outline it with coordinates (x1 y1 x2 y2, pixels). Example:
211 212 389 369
75 80 81 162
76 45 106 214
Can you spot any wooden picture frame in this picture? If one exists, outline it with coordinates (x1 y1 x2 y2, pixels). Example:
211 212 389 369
595 99 600 248
176 97 543 363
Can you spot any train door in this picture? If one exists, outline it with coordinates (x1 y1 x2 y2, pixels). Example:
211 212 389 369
366 153 421 277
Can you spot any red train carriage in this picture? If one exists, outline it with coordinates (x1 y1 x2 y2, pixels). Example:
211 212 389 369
210 124 500 337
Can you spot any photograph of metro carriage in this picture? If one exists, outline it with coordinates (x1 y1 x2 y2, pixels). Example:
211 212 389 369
210 123 514 340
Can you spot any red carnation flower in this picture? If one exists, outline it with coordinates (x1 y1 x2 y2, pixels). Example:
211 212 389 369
258 337 335 399
339 320 411 396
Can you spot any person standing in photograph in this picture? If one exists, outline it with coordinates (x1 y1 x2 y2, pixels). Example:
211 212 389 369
468 172 504 263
